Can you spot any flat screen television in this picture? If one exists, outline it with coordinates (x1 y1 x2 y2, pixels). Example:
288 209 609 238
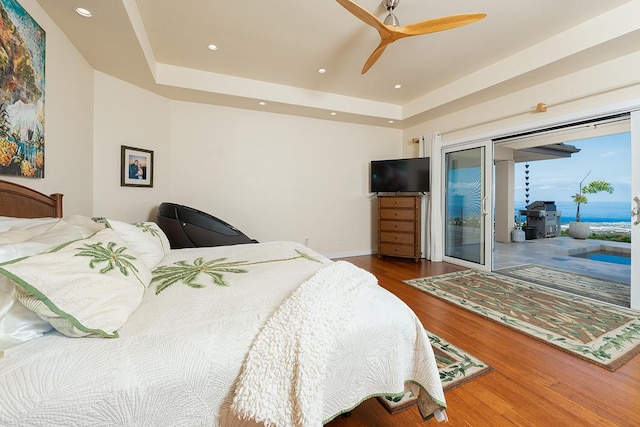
370 157 430 193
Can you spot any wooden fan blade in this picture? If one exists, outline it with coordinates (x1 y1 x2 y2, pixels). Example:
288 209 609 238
336 0 486 73
361 42 390 74
335 0 386 32
397 13 486 37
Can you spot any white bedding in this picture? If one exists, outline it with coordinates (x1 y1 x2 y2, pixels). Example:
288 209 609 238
0 239 445 426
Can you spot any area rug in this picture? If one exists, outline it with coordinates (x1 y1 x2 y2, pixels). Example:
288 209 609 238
495 263 630 307
405 270 640 371
377 331 492 414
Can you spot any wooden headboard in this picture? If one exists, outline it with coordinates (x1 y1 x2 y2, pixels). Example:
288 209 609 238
0 180 63 218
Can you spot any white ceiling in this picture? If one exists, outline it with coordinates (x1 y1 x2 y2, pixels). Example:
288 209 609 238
36 0 640 128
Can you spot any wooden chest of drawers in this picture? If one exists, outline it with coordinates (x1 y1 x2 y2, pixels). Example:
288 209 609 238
377 195 421 261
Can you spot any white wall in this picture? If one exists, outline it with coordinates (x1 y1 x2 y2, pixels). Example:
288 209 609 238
169 101 401 257
1 0 94 216
92 72 171 222
403 51 640 149
90 74 401 257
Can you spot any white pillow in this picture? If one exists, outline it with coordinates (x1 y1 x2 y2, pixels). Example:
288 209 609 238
0 216 58 233
0 277 52 351
0 215 105 261
94 218 171 270
0 228 150 338
0 216 106 350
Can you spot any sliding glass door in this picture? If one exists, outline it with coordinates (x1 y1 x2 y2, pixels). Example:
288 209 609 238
443 141 493 270
631 111 640 311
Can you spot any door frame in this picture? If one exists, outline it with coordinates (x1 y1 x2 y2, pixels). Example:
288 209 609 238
631 110 640 310
438 100 639 310
441 139 493 271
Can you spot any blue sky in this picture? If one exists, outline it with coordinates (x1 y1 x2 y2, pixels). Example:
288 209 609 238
514 132 631 203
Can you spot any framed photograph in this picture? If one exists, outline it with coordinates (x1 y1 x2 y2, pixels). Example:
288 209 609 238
121 146 154 187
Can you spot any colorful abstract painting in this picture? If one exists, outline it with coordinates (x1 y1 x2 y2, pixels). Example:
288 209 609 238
0 0 45 178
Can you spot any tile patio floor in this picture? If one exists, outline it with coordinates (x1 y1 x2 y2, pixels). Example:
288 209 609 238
493 236 630 284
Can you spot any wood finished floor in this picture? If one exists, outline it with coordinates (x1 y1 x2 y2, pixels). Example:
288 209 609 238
327 255 640 427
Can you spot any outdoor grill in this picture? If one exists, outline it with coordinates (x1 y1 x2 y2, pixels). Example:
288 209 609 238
519 201 561 239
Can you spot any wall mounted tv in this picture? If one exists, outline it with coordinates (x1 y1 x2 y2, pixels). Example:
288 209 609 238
370 157 430 193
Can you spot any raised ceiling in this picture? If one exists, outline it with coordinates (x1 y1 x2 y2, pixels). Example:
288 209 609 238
36 0 640 128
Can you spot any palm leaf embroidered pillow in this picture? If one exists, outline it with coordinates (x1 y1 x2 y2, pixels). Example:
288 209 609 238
0 228 150 338
93 218 170 270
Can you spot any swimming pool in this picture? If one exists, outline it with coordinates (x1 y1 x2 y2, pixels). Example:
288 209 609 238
570 250 631 265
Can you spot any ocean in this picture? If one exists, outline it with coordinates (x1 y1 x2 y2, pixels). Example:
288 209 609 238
515 200 630 232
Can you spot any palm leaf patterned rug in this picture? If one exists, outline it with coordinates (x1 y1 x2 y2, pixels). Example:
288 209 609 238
406 270 640 371
377 332 491 414
495 263 629 307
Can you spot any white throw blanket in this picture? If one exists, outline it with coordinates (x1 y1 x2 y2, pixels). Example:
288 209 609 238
231 261 375 427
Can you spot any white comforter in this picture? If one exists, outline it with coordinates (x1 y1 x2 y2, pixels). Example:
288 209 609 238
0 241 445 426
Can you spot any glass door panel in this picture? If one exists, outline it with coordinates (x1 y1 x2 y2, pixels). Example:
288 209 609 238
443 142 492 269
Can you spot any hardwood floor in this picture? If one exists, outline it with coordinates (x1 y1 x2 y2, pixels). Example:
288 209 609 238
327 255 640 427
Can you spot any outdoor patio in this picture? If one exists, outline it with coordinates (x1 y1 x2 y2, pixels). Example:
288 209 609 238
493 236 630 284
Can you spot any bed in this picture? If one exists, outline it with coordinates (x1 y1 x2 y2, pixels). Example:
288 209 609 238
0 179 447 426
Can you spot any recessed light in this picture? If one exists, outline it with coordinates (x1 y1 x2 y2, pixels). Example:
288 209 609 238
394 84 402 89
330 112 337 116
207 44 218 51
388 120 395 124
74 7 92 18
258 101 266 106
318 68 327 74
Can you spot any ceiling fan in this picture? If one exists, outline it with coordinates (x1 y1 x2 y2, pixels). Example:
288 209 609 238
336 0 486 74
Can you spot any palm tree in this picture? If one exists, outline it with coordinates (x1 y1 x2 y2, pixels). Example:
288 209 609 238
572 173 614 222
